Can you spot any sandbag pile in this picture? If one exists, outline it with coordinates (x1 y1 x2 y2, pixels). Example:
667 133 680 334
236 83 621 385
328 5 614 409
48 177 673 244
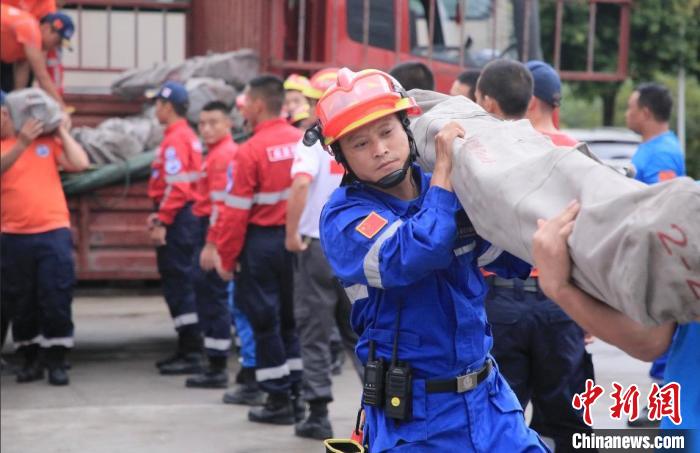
72 115 162 165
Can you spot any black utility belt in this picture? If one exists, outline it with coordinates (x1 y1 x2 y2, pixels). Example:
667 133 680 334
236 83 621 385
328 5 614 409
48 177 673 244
426 359 492 394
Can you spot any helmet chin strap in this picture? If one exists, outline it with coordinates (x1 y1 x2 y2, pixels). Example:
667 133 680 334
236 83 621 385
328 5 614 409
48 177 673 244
370 157 412 189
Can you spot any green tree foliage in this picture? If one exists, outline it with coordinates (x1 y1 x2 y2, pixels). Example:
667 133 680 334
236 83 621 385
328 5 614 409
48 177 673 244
541 0 700 178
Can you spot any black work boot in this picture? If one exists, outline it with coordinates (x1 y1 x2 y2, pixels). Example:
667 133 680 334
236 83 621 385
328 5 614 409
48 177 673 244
45 346 70 386
16 344 44 383
248 392 295 425
156 332 188 369
295 400 334 440
291 383 306 423
222 367 265 405
186 356 229 388
159 332 203 375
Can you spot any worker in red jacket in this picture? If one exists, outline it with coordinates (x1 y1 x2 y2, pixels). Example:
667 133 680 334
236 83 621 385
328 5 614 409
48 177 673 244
215 75 304 425
185 101 238 389
146 81 204 376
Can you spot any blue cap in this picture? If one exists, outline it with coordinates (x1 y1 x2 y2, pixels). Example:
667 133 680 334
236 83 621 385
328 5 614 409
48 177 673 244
148 81 189 106
0 90 6 106
42 12 75 42
526 60 562 107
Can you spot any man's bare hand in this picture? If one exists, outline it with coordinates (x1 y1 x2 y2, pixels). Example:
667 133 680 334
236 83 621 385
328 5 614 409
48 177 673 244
285 233 308 253
532 200 580 301
17 119 44 146
149 225 167 246
200 242 221 271
432 122 465 191
216 260 234 281
146 213 160 229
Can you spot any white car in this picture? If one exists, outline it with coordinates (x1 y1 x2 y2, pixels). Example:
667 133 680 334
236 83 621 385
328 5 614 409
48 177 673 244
563 128 641 172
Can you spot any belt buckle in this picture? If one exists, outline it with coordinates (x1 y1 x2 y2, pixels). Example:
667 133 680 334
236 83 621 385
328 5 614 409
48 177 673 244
457 372 476 393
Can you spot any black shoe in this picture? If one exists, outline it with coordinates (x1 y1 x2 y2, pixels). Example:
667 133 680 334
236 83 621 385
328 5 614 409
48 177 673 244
16 344 43 383
295 414 334 440
159 353 204 375
155 352 183 369
248 394 295 425
16 363 44 383
292 394 307 423
48 366 70 386
222 384 266 406
186 368 229 389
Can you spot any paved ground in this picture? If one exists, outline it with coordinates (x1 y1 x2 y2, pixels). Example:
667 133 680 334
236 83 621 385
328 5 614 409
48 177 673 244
1 292 655 453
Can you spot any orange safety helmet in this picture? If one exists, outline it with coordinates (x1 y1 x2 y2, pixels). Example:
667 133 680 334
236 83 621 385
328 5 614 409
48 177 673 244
314 68 420 146
306 67 340 100
283 74 312 94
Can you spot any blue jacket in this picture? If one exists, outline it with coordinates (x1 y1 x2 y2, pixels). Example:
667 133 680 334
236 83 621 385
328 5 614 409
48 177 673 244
320 165 531 379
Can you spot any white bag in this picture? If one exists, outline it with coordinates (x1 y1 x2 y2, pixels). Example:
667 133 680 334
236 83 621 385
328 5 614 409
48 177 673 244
410 90 700 325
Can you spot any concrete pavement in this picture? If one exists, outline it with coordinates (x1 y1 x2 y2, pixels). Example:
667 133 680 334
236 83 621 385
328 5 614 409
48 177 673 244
1 292 655 452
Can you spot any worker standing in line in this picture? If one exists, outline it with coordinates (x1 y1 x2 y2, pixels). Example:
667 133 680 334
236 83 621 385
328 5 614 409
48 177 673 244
623 81 685 427
283 74 313 129
476 59 595 452
285 67 355 440
183 101 238 389
1 89 89 386
311 68 548 451
215 75 304 425
0 3 72 108
146 81 204 376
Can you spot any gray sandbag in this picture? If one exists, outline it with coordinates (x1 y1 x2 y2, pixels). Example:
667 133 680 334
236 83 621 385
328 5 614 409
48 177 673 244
409 90 700 325
184 78 238 124
72 127 142 166
110 62 176 99
173 49 259 89
99 116 163 150
5 88 63 133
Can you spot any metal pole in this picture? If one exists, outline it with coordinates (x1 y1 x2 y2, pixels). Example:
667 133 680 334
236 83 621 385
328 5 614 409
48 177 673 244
586 2 597 73
491 0 498 57
394 0 402 65
459 0 466 68
553 0 563 70
428 0 435 65
331 0 338 65
362 0 370 67
522 0 531 62
678 67 686 156
297 0 307 62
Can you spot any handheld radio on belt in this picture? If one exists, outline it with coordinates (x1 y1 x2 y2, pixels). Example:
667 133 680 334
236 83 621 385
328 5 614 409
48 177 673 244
361 300 413 421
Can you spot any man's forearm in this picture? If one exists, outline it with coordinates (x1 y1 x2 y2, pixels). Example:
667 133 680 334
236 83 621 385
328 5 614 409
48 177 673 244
286 184 309 236
58 127 89 171
552 284 675 361
1 142 28 173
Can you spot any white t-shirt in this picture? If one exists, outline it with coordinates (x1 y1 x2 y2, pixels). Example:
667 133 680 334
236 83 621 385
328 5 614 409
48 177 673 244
291 140 344 238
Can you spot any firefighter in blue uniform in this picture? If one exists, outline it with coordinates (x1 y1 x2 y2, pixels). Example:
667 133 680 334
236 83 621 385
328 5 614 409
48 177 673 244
309 68 549 451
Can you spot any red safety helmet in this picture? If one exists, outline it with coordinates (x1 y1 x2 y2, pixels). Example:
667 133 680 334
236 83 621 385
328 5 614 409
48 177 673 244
315 68 420 146
306 67 340 100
